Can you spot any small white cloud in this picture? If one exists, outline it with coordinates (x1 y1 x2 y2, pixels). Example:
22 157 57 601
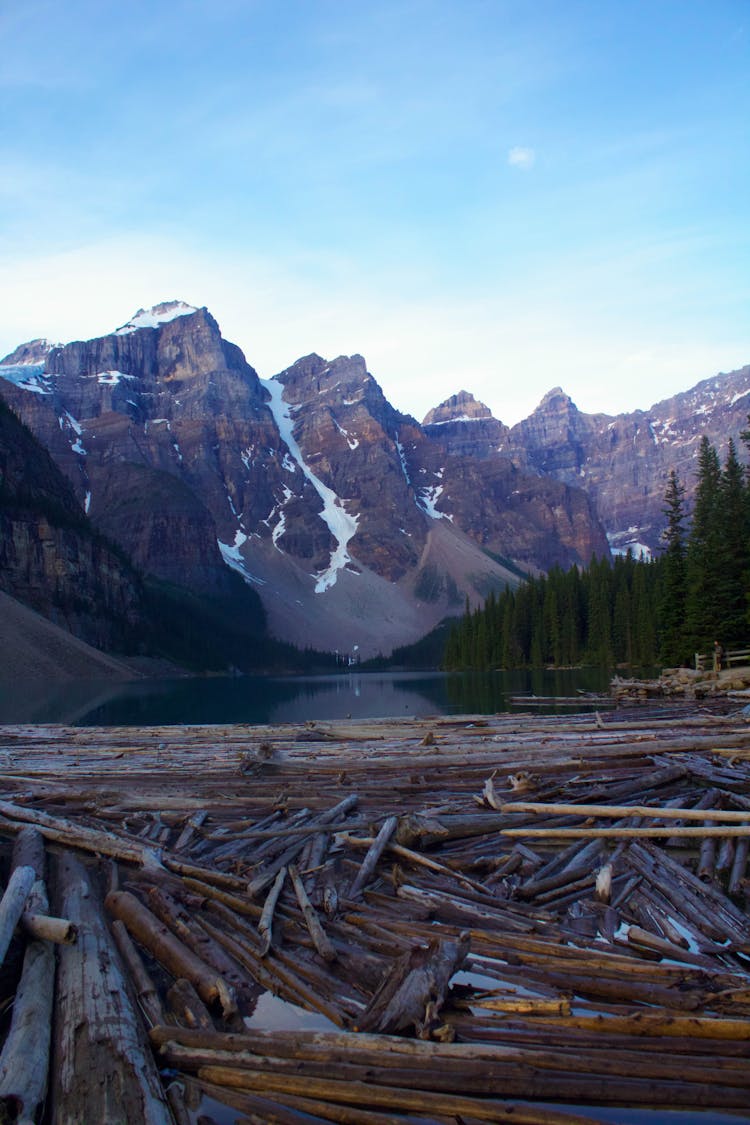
508 145 535 170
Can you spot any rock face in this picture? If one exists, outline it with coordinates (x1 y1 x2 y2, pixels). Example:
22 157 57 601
423 391 509 461
0 395 143 651
1 302 614 658
498 369 750 554
0 338 56 366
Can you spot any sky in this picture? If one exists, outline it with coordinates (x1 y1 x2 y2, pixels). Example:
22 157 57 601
1 0 748 426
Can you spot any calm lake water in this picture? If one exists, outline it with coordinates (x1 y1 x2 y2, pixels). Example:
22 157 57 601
0 667 616 726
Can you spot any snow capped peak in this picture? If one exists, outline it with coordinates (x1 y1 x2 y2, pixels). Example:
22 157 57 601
115 301 198 335
0 338 57 366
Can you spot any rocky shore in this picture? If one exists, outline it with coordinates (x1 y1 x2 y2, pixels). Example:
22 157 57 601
612 664 750 703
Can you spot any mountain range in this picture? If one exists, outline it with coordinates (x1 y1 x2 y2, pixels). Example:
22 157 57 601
1 301 748 665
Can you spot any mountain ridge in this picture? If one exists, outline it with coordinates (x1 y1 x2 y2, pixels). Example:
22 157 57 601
3 301 743 662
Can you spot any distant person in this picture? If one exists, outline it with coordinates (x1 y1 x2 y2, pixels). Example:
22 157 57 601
713 640 723 674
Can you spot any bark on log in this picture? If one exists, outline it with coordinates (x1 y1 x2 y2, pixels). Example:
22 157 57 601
52 854 172 1125
0 801 163 868
105 888 237 1017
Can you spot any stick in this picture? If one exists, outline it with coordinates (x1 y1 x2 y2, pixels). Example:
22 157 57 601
289 864 337 962
349 816 398 900
258 866 287 956
501 826 750 838
500 800 750 822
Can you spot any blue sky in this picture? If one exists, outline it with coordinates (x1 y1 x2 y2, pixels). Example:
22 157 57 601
1 0 748 424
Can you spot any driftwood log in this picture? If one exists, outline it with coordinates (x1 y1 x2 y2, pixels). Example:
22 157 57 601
53 854 172 1124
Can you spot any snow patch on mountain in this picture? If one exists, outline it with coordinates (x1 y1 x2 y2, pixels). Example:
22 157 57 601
395 437 411 485
0 364 51 395
263 377 359 593
96 370 134 385
418 484 452 521
218 530 266 585
115 301 198 335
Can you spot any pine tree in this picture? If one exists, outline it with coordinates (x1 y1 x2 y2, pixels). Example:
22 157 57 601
684 437 722 654
714 438 749 645
658 469 688 665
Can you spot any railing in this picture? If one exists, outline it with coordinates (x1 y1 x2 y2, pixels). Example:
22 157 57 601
694 647 749 672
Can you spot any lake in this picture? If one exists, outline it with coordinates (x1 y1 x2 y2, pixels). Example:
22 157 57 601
0 667 616 726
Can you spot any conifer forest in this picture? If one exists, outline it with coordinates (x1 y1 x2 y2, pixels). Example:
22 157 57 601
444 427 750 671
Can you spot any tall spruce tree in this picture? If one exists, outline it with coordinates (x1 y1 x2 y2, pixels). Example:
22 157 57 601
684 436 722 654
658 469 687 665
714 438 749 645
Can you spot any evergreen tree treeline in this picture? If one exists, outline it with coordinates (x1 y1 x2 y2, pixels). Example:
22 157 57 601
444 427 750 671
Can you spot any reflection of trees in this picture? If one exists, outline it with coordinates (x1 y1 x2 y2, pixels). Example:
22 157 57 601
66 667 617 728
444 668 612 715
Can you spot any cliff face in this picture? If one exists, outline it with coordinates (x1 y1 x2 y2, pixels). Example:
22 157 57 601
421 392 610 568
0 396 143 650
499 368 750 553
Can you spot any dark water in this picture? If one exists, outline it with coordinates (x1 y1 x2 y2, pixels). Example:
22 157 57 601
0 667 615 726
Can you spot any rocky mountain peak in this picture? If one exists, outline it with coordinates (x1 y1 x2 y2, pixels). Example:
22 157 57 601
0 338 56 366
423 390 494 426
534 386 578 414
114 300 199 335
277 353 370 400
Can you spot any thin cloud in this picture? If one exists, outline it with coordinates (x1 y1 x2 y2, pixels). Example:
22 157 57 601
508 145 536 170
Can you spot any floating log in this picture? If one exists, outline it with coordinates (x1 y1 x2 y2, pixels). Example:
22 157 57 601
0 829 54 1125
53 854 173 1124
105 889 237 1017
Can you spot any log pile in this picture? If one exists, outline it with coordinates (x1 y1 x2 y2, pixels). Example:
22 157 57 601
0 706 749 1122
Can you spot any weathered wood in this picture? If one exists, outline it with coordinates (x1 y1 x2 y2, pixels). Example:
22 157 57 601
289 864 337 962
105 888 237 1016
167 978 214 1030
258 865 287 956
358 934 469 1036
502 825 750 838
349 816 398 899
21 910 77 944
247 794 359 897
728 836 749 896
173 809 207 851
3 709 750 1119
0 865 35 968
0 799 163 868
110 918 167 1028
53 854 173 1124
0 829 54 1125
501 799 750 823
